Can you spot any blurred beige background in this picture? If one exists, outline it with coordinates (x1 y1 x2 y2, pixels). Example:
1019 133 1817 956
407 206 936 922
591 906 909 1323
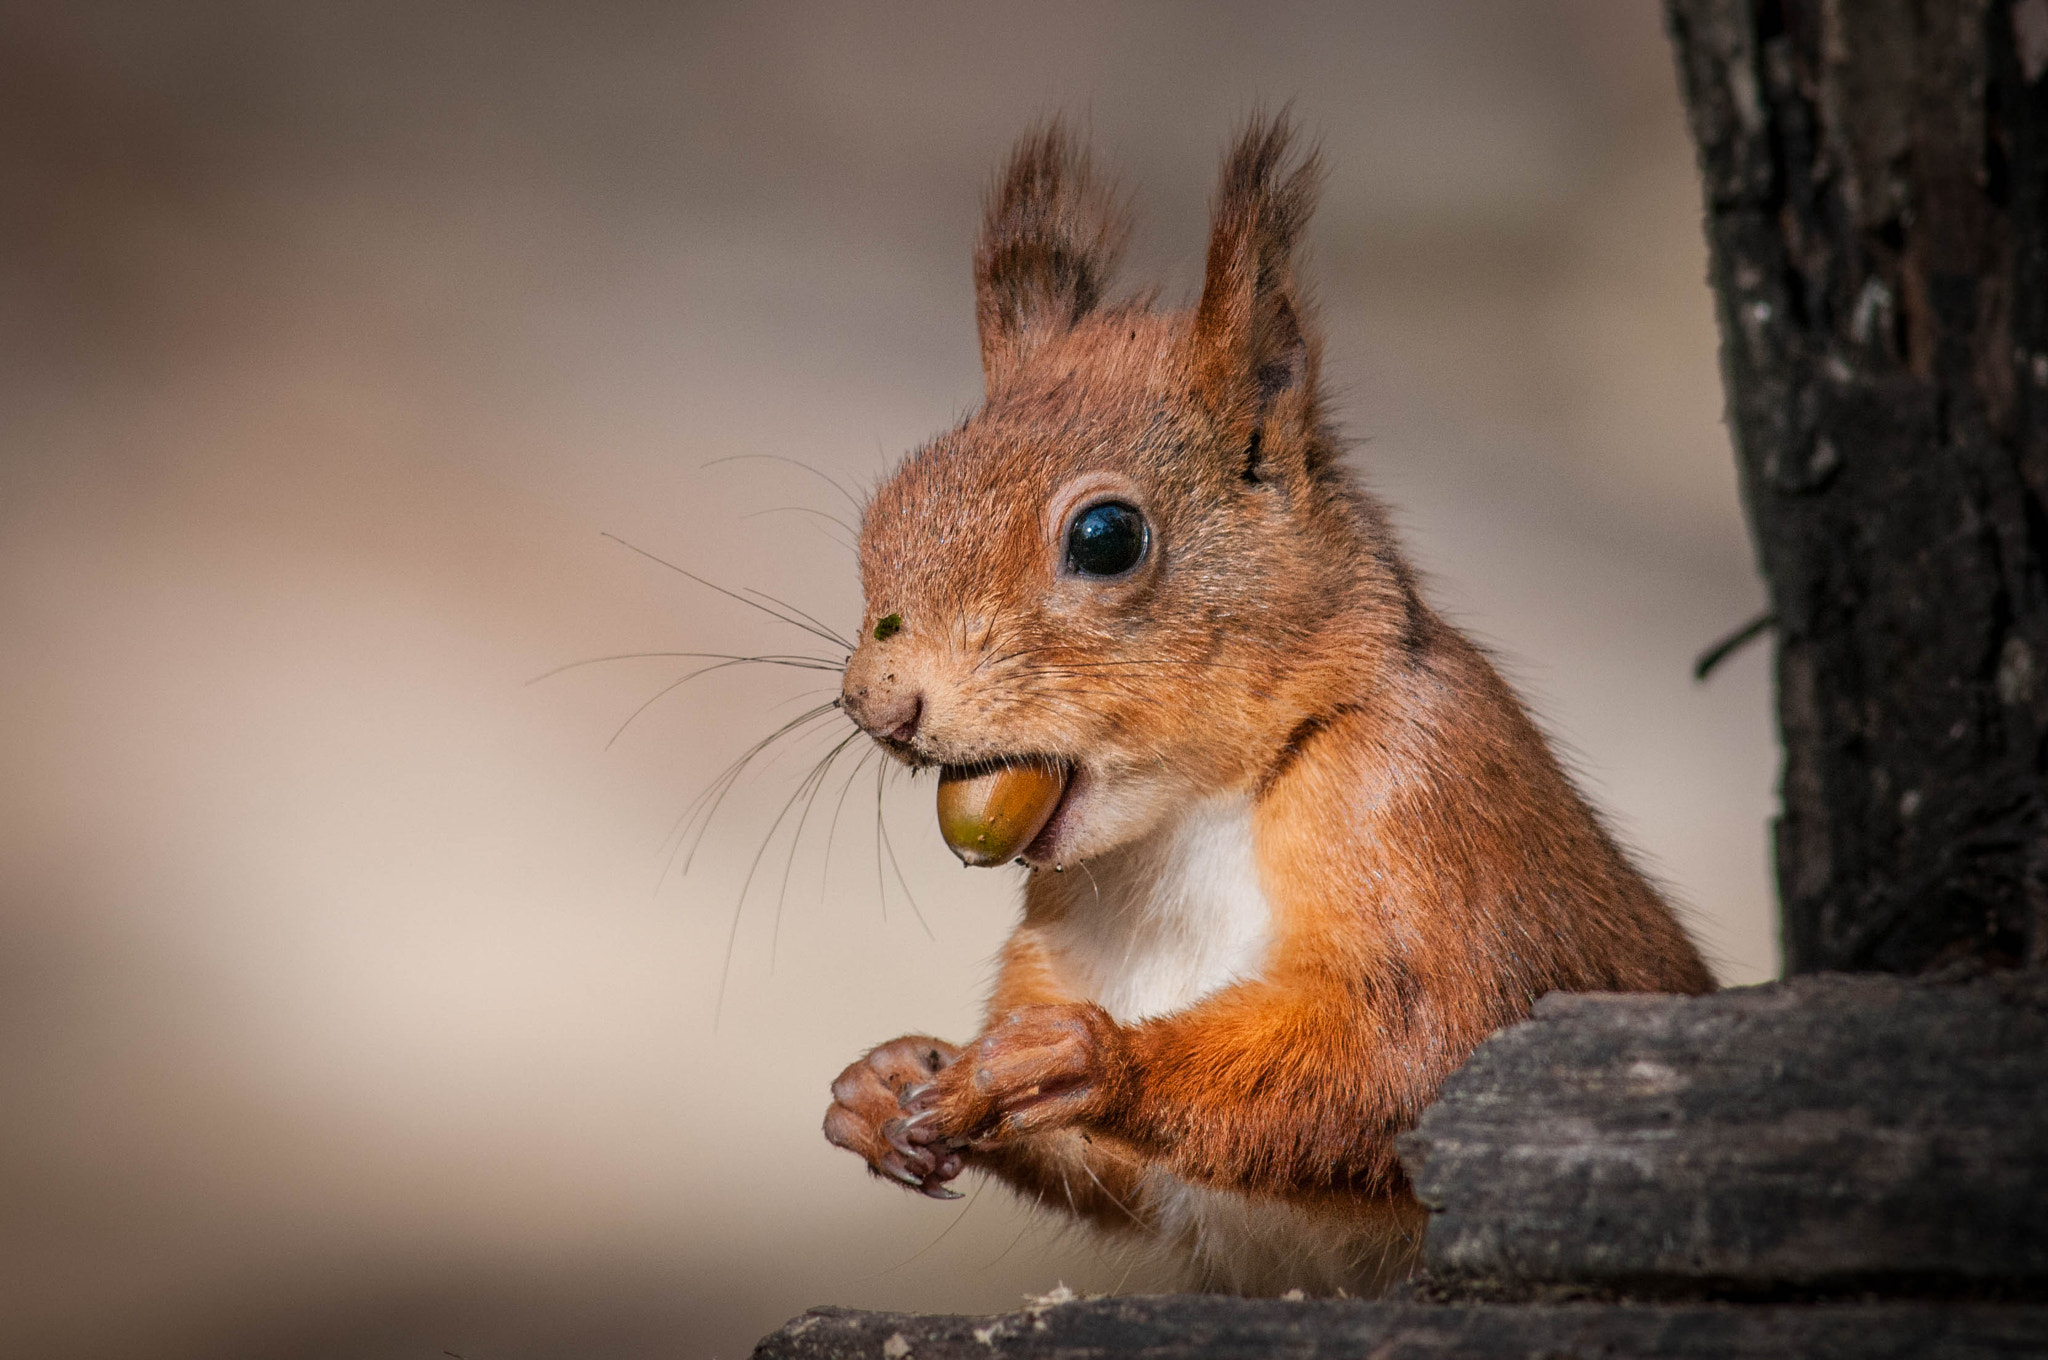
0 3 1775 1357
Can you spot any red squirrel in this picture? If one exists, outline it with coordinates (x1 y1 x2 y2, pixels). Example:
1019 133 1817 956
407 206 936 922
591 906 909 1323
821 116 1713 1295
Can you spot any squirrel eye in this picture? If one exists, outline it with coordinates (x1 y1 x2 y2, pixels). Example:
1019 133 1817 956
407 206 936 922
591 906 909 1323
1065 500 1148 578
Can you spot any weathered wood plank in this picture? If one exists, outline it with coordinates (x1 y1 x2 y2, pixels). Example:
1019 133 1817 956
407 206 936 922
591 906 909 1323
1398 972 2048 1295
753 1295 2048 1359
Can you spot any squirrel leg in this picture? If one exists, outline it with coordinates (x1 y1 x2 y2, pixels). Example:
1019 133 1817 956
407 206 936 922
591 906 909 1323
1109 981 1433 1200
905 983 1433 1205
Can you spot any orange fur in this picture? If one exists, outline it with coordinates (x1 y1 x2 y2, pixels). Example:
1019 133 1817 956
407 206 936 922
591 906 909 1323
823 116 1712 1295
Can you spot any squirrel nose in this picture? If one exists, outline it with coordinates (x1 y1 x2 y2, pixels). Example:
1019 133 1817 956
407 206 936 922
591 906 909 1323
874 692 923 744
841 655 926 745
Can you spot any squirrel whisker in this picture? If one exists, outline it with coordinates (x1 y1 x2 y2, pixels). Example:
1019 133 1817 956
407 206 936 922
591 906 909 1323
820 744 877 915
527 650 844 685
740 585 859 652
608 661 838 750
665 698 847 887
602 530 853 655
715 714 854 1024
702 452 864 513
769 726 870 974
876 761 932 938
738 503 860 541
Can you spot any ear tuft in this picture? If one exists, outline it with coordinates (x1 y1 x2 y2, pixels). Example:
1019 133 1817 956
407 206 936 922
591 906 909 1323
1192 112 1323 449
974 122 1129 390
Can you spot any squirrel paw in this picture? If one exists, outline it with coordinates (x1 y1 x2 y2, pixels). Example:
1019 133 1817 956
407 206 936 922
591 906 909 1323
904 1002 1125 1146
824 1035 966 1199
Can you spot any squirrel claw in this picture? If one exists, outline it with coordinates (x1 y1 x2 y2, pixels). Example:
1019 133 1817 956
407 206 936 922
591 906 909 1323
881 1116 925 1158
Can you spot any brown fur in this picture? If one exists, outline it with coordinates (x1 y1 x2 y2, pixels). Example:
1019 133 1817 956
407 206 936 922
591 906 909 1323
823 116 1712 1294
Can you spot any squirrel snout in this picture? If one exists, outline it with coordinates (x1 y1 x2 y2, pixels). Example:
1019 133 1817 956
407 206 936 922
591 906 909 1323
878 693 923 743
845 682 924 745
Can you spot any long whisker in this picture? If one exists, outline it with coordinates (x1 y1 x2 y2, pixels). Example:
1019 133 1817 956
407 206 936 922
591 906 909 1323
1011 663 1261 680
874 760 890 927
984 1217 1039 1270
762 684 844 715
609 660 833 749
1079 858 1104 908
879 763 934 939
1075 1147 1141 1223
772 727 867 969
663 699 845 890
1011 684 1165 708
1007 664 1206 679
821 744 875 910
681 700 847 871
717 715 858 1024
981 645 1270 674
820 1176 986 1290
703 452 862 513
996 693 1083 723
528 651 843 684
740 503 860 542
603 531 852 655
1013 690 1177 773
740 585 857 652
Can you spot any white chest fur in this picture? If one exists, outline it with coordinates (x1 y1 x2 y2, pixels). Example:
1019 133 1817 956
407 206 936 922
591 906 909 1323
1037 793 1272 1023
1029 797 1416 1295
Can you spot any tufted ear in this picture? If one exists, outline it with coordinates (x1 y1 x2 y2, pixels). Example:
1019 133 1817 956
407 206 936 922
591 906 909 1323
1190 114 1324 480
974 122 1128 391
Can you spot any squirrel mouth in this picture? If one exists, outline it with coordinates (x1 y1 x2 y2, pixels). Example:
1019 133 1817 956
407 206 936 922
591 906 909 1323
934 758 1072 866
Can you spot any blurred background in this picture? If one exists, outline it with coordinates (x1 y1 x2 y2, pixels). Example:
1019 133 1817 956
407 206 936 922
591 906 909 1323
0 2 1775 1356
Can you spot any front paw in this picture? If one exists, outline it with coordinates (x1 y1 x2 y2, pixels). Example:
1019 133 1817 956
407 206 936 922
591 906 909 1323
824 1035 966 1199
904 1003 1126 1147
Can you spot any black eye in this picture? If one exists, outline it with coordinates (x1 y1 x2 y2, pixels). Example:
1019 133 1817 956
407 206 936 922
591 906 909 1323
1065 500 1148 577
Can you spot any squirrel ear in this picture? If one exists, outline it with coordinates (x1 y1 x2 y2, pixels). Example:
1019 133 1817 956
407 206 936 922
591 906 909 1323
1190 114 1322 460
974 122 1128 391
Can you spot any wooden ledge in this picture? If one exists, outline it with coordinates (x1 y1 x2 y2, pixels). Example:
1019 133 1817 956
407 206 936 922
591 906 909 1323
754 1294 2048 1359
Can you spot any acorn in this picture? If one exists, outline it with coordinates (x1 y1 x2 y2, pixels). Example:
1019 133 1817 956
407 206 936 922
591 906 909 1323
936 761 1067 866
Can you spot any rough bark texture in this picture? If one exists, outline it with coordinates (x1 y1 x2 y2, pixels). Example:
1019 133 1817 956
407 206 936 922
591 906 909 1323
1665 0 2048 973
753 1296 2048 1359
1398 971 2048 1297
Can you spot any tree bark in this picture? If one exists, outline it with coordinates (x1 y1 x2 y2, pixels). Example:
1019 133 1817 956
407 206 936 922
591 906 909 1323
1666 0 2048 973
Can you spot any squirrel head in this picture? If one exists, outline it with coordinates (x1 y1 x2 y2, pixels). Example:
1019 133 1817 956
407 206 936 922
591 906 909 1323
843 116 1413 866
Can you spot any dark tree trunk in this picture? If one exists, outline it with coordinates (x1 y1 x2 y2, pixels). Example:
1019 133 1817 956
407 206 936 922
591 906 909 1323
1665 0 2048 973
